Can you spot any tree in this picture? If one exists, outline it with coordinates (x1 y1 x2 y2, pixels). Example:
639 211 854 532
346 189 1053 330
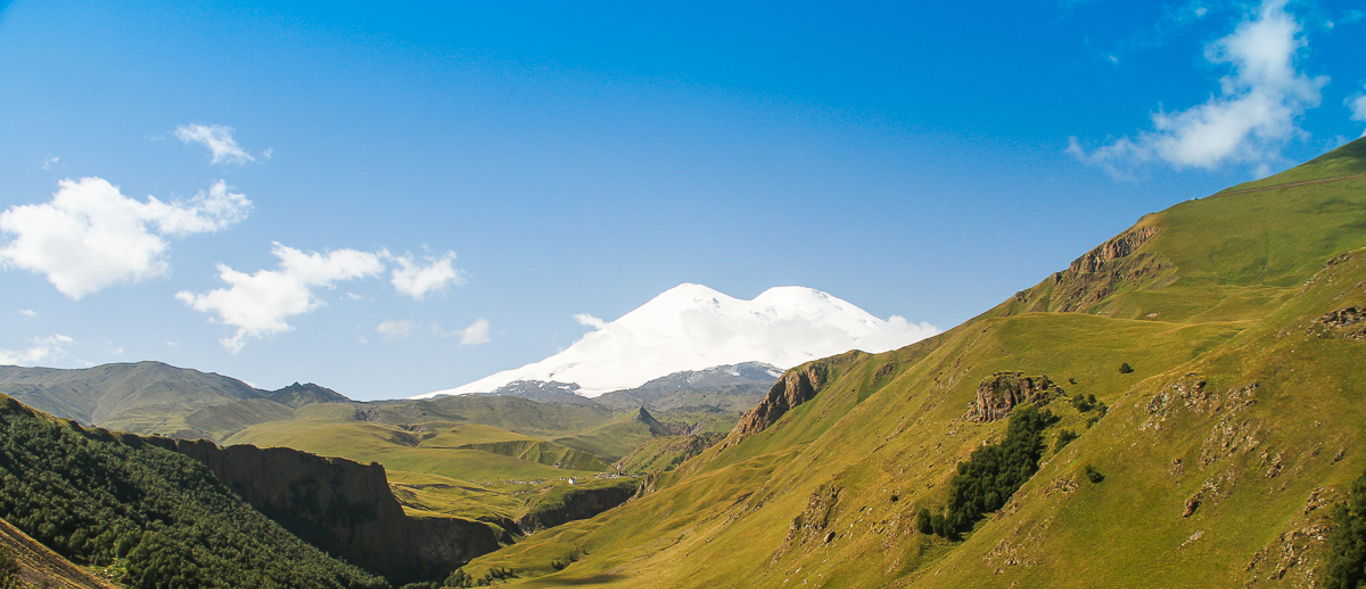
0 546 18 585
915 508 933 535
1054 429 1079 453
1324 468 1366 589
1118 363 1135 374
1084 465 1105 483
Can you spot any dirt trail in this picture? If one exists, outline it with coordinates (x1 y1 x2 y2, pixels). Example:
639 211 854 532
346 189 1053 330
0 518 114 589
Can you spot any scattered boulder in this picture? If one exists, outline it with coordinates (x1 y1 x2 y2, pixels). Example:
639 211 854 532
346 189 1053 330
1309 306 1366 340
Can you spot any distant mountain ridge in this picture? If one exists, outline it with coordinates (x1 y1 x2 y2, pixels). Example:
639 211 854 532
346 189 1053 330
416 283 938 398
0 361 353 440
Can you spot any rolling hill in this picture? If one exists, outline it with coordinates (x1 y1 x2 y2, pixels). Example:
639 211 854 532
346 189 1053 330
451 139 1366 587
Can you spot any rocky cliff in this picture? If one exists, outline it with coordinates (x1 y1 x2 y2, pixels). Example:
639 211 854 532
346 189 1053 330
968 371 1059 422
1005 223 1168 315
721 354 872 448
147 438 502 583
514 482 640 535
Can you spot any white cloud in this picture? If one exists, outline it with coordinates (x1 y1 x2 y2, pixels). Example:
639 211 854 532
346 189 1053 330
376 319 422 341
458 318 491 346
0 177 252 299
0 334 73 366
574 313 607 330
40 156 60 170
1350 85 1366 135
1069 0 1326 176
17 309 37 318
110 346 124 356
176 242 384 353
175 123 256 165
390 251 463 300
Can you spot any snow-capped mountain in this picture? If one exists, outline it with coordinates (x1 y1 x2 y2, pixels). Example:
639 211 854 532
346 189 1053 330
414 283 939 399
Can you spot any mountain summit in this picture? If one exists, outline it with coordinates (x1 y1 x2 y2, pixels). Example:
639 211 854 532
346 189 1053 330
416 283 937 398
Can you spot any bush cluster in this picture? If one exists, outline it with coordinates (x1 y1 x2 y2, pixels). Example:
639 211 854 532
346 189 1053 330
919 406 1057 539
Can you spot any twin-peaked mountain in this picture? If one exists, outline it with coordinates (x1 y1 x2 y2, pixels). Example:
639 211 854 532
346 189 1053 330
417 283 938 398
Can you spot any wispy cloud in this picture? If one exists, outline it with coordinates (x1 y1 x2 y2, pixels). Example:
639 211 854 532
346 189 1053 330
376 319 422 341
0 178 251 299
0 334 73 366
1069 0 1326 177
390 251 464 300
40 155 60 170
1350 84 1366 136
457 318 490 346
175 123 257 165
574 313 607 330
176 242 385 353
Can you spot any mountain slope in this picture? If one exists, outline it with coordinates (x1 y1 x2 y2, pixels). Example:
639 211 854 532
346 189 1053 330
0 361 352 441
417 284 937 398
0 394 387 588
594 362 780 413
456 139 1366 587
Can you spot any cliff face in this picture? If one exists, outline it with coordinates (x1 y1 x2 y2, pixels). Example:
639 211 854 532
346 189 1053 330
1005 224 1167 315
150 438 501 583
728 362 831 442
515 483 639 534
968 372 1059 422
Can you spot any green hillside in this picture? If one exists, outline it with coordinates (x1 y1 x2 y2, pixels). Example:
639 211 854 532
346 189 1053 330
455 139 1366 587
0 394 386 588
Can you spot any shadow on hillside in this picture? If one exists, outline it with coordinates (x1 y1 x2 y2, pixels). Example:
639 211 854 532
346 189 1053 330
530 573 627 585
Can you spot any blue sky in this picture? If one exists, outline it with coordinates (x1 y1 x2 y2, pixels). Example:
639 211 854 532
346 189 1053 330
0 0 1362 399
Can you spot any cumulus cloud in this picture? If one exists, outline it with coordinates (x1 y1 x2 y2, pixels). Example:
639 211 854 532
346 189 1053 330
458 318 491 346
390 251 463 300
574 313 608 330
1069 0 1326 176
376 319 422 341
1350 85 1366 135
175 123 256 165
0 177 252 299
176 242 384 353
0 334 73 366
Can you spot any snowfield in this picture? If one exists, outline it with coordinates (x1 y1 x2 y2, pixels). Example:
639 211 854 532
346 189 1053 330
413 283 938 398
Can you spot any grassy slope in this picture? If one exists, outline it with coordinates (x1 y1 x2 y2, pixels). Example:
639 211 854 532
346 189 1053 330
225 413 637 528
459 138 1366 587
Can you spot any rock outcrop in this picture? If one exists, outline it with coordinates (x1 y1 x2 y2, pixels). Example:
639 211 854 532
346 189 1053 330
1310 306 1365 340
1006 224 1167 315
969 372 1058 422
148 438 501 583
514 482 639 534
728 361 832 441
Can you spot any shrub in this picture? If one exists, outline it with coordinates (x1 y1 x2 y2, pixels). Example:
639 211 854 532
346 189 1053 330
1084 465 1105 483
915 508 933 535
1323 468 1366 589
1119 363 1134 374
1071 394 1093 412
444 568 475 588
1054 429 1079 453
